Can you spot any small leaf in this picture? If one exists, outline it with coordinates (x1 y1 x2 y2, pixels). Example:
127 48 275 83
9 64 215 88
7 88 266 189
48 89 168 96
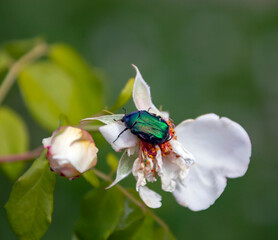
106 150 137 189
18 60 89 130
49 44 103 115
0 49 12 73
106 153 119 173
130 214 154 240
116 190 144 231
5 152 56 240
109 78 135 112
83 169 100 188
153 227 176 240
109 214 154 240
0 107 29 180
18 43 104 131
75 184 125 240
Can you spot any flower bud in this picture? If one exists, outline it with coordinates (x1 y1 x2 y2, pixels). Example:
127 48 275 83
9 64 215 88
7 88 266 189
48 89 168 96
42 126 98 179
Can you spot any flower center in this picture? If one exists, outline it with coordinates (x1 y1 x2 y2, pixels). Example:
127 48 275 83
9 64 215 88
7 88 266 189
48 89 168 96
140 141 158 160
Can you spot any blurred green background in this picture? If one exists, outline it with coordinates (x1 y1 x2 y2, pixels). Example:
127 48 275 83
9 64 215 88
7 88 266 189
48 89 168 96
1 0 278 239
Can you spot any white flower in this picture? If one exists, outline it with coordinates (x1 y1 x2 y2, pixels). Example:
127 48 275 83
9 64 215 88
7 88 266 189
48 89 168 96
82 65 251 211
42 126 98 179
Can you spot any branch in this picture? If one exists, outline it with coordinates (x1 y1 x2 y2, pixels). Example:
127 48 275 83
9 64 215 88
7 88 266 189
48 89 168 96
0 146 43 163
0 42 48 105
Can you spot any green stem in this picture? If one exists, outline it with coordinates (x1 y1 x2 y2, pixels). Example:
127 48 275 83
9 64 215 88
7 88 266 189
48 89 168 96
0 42 48 106
93 168 169 232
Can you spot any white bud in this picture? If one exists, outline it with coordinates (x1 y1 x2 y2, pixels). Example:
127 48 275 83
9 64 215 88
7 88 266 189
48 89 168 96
42 126 98 179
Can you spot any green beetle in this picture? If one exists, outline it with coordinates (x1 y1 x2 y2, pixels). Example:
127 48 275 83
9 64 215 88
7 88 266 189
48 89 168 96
114 110 170 145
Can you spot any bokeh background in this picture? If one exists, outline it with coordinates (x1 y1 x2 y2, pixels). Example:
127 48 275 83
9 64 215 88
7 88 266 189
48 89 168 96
1 0 278 239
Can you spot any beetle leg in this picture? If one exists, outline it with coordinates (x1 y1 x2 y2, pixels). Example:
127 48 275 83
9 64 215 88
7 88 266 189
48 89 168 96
113 127 129 143
113 118 124 122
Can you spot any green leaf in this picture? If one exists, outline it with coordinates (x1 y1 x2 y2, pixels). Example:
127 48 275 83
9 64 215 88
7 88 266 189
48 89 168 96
5 152 56 240
0 49 12 73
49 44 103 115
75 184 125 240
106 153 119 173
0 107 29 180
115 190 144 231
109 214 155 240
18 43 104 131
109 78 135 112
18 60 92 130
153 227 176 240
83 169 100 188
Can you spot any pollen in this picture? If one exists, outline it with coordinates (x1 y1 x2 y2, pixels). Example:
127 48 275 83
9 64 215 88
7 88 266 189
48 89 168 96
159 141 172 156
140 140 158 159
167 120 176 138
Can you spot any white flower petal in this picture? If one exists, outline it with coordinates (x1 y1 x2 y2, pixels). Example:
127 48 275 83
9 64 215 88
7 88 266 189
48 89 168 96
138 186 162 208
132 64 160 114
173 165 227 211
170 139 195 166
99 123 138 152
42 137 51 148
127 146 137 156
132 158 146 191
161 111 169 120
68 140 98 173
106 149 138 189
43 127 98 178
160 156 179 192
160 154 189 192
155 148 163 174
173 113 251 211
81 114 124 125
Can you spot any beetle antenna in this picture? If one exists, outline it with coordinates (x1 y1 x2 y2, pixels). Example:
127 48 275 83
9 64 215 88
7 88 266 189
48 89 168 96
147 107 151 112
113 127 128 143
122 107 126 115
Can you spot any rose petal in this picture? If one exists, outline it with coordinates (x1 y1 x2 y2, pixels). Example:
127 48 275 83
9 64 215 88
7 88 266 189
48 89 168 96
68 140 98 173
81 114 124 125
106 149 138 189
132 64 160 114
169 139 194 166
132 158 146 191
161 111 170 120
174 165 227 211
160 156 179 192
173 113 251 211
44 127 98 177
160 154 189 192
99 123 138 152
42 137 51 148
138 186 162 208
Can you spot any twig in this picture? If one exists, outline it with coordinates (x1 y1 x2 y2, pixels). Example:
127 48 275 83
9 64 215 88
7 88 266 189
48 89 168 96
93 168 169 232
0 42 48 105
0 146 43 163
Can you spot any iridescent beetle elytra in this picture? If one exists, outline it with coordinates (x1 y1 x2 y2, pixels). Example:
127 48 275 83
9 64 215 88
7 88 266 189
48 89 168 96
113 110 171 145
